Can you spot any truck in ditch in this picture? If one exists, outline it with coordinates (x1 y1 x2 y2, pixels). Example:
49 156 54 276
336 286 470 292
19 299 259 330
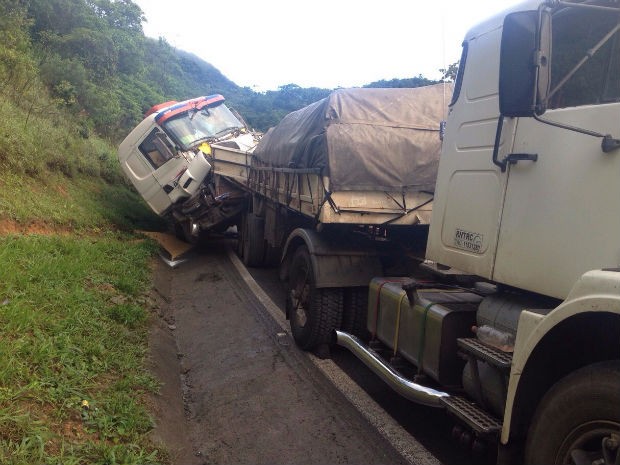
118 94 260 241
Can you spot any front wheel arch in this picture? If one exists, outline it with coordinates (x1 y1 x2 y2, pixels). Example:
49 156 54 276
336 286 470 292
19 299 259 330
524 360 620 464
506 312 620 456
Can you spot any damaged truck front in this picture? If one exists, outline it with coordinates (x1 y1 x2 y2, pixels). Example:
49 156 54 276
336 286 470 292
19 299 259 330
118 95 259 241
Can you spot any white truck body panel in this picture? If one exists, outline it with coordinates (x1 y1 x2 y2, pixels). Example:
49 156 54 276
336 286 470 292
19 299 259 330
502 269 620 442
118 115 184 215
427 0 620 299
119 115 211 216
426 21 507 278
494 103 620 298
118 97 256 219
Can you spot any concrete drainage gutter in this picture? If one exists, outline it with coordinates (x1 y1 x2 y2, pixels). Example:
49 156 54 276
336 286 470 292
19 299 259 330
335 330 450 408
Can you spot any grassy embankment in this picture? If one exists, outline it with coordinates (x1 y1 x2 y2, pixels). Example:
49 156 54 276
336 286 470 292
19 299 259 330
0 96 171 464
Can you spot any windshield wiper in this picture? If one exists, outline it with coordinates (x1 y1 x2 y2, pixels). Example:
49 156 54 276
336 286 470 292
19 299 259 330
213 126 241 139
191 135 216 146
185 127 243 148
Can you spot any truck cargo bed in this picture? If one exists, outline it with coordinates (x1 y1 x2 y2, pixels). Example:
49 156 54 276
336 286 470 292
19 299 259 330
211 144 433 226
210 83 451 228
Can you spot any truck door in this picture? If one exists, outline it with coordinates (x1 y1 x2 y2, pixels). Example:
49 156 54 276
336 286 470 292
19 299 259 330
135 128 183 215
427 22 514 279
493 8 620 299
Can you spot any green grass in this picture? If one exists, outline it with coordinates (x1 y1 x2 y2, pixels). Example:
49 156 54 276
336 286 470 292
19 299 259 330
0 49 173 463
0 172 166 233
0 234 165 464
0 87 170 463
0 89 167 234
0 98 120 183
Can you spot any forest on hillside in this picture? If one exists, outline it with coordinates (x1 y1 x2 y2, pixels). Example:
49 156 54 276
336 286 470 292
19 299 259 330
0 0 445 142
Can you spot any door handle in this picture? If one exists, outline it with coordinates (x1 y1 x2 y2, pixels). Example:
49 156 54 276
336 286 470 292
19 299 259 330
492 116 538 171
504 153 539 165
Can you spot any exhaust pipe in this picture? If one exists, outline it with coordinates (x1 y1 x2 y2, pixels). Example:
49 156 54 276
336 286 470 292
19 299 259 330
335 330 449 408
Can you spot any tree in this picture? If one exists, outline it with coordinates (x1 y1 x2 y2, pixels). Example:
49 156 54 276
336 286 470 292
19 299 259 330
440 61 459 82
90 0 145 32
5 0 442 138
364 75 437 89
0 0 37 96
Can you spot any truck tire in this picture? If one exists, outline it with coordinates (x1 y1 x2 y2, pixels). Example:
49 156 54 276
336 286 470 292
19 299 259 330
342 287 369 340
235 218 244 257
174 220 199 244
240 213 266 267
287 246 343 350
264 245 282 267
524 360 620 465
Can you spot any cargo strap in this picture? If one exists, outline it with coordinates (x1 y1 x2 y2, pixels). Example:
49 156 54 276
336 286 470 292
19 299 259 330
371 280 405 340
392 292 409 357
416 290 464 374
417 302 436 375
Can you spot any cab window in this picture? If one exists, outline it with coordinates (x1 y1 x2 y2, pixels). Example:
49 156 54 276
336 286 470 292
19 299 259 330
139 129 176 169
549 7 620 109
449 42 468 107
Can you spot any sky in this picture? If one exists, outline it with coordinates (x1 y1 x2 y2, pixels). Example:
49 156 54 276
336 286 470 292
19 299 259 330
133 0 523 91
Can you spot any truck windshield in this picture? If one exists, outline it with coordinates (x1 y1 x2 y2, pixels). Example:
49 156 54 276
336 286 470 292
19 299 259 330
162 103 244 150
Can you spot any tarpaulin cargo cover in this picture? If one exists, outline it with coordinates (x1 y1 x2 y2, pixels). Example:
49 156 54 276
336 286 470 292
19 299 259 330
252 83 451 192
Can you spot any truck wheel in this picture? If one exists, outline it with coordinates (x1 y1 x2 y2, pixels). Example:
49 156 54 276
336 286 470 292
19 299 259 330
286 246 343 350
264 245 282 267
342 287 369 340
235 218 244 257
524 361 620 465
240 213 266 267
174 220 199 244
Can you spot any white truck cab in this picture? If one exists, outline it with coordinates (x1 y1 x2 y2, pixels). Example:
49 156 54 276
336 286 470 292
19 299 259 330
294 2 620 464
118 95 259 239
427 0 620 299
422 1 620 462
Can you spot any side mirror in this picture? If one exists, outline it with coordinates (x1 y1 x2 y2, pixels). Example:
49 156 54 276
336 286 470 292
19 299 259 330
535 11 551 114
499 9 551 117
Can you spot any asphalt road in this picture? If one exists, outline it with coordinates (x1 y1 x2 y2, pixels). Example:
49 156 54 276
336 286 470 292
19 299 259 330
148 237 495 465
244 249 495 465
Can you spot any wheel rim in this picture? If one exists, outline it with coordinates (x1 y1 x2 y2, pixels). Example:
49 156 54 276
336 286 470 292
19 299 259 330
294 303 308 327
290 283 310 328
290 261 310 330
560 421 620 465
